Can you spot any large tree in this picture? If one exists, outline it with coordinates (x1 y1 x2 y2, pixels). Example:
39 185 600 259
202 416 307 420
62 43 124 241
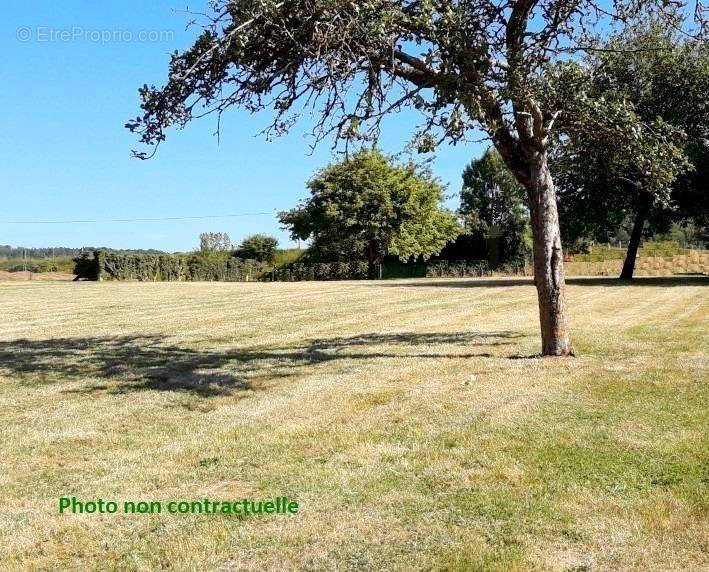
553 21 709 278
279 149 461 274
128 0 706 356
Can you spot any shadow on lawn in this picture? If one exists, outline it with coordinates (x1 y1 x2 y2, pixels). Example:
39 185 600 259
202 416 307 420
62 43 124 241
375 276 709 288
0 330 524 397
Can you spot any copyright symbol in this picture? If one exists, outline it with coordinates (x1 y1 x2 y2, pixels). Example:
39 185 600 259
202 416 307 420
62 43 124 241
16 27 32 42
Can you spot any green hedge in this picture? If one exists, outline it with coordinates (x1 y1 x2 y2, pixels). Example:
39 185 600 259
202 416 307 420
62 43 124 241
74 251 268 282
425 260 491 278
270 261 370 281
75 251 495 282
380 262 428 279
272 260 491 281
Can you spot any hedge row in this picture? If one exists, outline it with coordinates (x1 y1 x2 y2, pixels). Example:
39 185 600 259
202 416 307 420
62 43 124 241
74 251 492 282
425 260 491 278
272 260 491 281
270 261 370 281
74 251 268 282
380 261 428 279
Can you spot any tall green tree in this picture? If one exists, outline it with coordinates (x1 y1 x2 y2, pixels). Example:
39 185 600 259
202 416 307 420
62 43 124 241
128 0 705 355
279 150 461 275
460 149 531 267
553 22 709 278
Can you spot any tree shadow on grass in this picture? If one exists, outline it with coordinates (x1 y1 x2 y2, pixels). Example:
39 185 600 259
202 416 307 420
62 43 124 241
374 276 709 288
0 330 524 397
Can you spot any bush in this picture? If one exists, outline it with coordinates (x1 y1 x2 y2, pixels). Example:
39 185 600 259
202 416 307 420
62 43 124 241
235 234 279 263
639 241 682 258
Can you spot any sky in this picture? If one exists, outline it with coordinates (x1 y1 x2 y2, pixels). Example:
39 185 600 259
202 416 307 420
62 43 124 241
1 1 486 252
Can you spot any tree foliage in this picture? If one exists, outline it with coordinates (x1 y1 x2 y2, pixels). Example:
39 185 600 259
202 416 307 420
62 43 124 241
279 150 461 266
128 1 706 165
236 234 279 262
552 21 709 263
460 149 531 265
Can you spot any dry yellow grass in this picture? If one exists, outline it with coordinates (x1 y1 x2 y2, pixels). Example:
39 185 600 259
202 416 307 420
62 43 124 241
0 277 707 571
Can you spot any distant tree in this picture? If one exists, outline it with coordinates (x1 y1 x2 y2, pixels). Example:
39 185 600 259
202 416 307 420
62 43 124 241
236 234 279 263
199 232 232 253
460 149 531 267
279 150 461 276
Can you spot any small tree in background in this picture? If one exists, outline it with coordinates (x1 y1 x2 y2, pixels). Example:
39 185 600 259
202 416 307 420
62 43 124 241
199 232 232 253
236 234 279 263
460 149 531 268
279 150 461 276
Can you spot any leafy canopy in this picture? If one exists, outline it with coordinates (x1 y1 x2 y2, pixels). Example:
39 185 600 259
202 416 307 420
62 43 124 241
278 150 461 262
552 21 709 244
461 149 531 264
127 0 707 189
236 234 279 262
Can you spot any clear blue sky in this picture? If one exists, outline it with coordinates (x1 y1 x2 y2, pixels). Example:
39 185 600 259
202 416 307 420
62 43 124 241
2 1 486 252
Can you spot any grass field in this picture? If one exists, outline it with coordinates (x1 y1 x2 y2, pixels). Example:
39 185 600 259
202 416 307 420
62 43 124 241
1 278 707 571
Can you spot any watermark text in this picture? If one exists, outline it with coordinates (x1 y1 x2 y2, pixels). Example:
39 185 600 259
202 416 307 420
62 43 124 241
17 26 175 44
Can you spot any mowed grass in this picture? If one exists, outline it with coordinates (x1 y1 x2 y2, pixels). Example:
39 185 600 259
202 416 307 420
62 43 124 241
0 277 707 571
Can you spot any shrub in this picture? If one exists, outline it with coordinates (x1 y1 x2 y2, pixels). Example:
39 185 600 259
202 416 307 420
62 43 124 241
380 262 427 279
235 235 279 263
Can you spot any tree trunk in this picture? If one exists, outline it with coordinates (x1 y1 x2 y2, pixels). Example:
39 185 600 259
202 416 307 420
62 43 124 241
526 153 574 357
366 240 378 279
619 196 651 280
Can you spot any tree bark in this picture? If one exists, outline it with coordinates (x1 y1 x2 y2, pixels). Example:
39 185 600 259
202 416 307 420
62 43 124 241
526 153 574 357
619 196 651 280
